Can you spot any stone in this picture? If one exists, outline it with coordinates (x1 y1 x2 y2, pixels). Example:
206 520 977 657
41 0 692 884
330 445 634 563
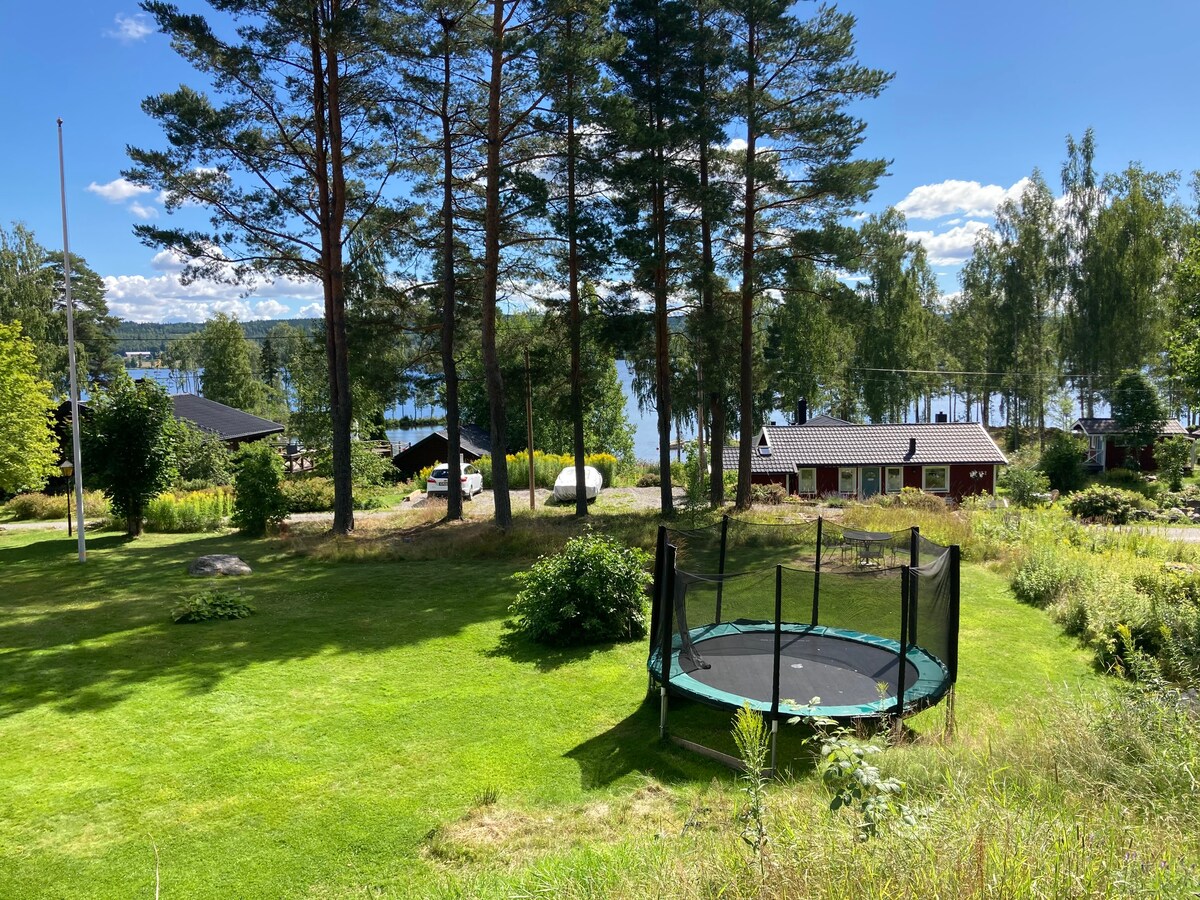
189 554 253 576
1165 507 1187 522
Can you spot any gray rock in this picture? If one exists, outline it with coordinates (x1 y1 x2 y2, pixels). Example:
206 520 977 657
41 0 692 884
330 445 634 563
189 554 253 576
1166 507 1187 522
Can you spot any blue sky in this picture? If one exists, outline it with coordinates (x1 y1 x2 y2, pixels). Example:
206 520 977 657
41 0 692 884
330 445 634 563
2 1 1198 322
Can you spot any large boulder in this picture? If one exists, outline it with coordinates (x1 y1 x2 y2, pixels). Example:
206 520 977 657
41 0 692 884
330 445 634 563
189 554 253 576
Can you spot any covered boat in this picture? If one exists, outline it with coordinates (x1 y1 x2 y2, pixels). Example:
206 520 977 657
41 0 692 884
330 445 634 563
552 465 604 502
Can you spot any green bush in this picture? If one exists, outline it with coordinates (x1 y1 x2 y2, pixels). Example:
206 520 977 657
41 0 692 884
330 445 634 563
1154 437 1192 492
4 490 110 521
173 420 233 487
280 476 336 512
509 531 652 646
636 472 660 488
870 487 946 512
998 464 1050 507
144 488 233 533
1066 484 1145 524
172 588 254 623
314 441 393 487
1011 546 1094 608
1039 432 1087 492
232 442 289 536
750 483 785 505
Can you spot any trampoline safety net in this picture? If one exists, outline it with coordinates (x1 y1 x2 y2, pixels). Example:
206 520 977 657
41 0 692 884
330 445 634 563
649 515 959 719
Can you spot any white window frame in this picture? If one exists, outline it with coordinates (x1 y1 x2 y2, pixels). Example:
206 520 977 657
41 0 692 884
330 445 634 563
838 467 857 495
796 467 816 494
885 466 903 493
922 465 949 493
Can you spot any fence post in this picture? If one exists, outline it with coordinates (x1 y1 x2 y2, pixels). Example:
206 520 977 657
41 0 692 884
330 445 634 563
715 514 730 623
811 516 823 626
896 565 910 717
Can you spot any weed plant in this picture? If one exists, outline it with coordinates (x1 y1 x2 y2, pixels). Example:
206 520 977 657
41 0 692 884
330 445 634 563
143 487 233 533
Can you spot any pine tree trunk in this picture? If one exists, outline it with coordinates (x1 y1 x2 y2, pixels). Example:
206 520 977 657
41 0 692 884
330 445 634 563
483 0 512 528
566 67 587 518
735 24 757 511
312 2 354 535
654 148 673 516
440 24 462 520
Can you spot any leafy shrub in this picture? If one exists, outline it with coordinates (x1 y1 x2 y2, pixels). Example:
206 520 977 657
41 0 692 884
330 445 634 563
172 588 254 623
280 476 336 512
870 487 946 512
636 472 660 488
173 419 233 487
144 488 233 533
415 463 437 490
315 440 393 487
509 531 651 646
998 464 1050 507
232 442 289 536
1039 432 1087 492
1100 467 1144 491
1011 546 1094 608
750 483 785 505
4 490 110 521
1154 437 1192 492
1066 484 1145 524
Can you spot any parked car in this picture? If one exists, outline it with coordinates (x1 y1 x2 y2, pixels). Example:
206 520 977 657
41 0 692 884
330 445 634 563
426 463 484 499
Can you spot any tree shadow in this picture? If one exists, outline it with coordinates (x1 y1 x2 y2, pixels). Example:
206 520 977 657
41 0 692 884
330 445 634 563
0 530 518 719
485 628 622 673
565 695 823 789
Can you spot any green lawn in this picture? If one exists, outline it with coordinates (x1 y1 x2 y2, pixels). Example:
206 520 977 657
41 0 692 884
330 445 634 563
0 519 1115 897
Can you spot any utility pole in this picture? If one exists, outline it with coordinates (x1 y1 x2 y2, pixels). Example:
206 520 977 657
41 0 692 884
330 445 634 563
525 349 535 509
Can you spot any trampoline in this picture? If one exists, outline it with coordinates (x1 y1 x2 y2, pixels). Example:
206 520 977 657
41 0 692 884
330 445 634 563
647 516 960 767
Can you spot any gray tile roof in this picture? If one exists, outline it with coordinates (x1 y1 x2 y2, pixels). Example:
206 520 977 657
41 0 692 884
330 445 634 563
1073 417 1192 437
801 414 854 427
171 393 284 443
722 422 1007 472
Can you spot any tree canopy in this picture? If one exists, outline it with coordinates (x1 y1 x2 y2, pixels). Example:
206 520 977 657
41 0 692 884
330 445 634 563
0 321 59 495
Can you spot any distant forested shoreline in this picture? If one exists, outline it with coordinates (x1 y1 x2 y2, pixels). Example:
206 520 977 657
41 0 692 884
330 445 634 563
114 318 317 354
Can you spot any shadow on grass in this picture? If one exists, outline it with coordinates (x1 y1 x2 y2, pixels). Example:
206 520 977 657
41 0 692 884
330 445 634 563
485 629 623 673
0 530 517 720
566 694 822 789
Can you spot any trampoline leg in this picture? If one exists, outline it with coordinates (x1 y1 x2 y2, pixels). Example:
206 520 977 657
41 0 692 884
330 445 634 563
769 718 779 776
659 687 668 739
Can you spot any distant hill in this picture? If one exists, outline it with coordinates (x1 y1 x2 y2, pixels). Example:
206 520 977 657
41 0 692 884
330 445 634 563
114 318 319 354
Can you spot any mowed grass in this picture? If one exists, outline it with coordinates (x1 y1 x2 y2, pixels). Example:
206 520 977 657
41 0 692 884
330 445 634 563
0 514 1143 897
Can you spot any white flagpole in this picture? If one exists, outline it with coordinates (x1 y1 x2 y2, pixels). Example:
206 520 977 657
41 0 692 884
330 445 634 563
57 118 87 563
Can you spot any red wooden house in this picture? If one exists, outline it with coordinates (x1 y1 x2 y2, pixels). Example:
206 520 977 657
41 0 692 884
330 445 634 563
722 419 1007 501
1072 418 1194 473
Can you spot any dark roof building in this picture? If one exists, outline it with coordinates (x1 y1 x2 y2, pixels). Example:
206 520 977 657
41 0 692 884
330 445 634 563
391 424 492 480
723 421 1006 500
170 393 284 447
1072 417 1194 472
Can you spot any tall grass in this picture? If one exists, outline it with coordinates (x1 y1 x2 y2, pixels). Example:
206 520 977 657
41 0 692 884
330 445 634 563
143 487 233 533
3 490 110 521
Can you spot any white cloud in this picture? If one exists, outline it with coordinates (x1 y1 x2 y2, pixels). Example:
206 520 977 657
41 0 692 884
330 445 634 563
87 177 152 203
106 13 153 43
727 138 748 153
253 300 290 319
896 178 1030 220
907 220 990 266
298 303 323 319
128 201 158 220
102 254 323 322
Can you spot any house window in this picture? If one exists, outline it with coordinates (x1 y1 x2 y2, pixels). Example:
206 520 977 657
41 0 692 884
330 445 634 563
838 468 856 495
797 468 816 494
923 466 949 492
885 467 903 493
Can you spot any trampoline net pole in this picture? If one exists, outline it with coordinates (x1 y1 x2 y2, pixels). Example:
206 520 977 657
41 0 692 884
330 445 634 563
649 525 666 677
910 525 919 569
949 544 962 683
715 514 729 624
660 544 677 709
771 565 783 720
896 565 910 716
811 516 822 626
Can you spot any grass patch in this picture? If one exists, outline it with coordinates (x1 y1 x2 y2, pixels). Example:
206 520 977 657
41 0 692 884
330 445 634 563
1 506 1196 897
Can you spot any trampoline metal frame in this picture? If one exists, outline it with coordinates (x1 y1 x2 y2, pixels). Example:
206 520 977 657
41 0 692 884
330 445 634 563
650 517 961 773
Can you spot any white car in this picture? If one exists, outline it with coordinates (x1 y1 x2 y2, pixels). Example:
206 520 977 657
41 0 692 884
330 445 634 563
426 463 484 499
